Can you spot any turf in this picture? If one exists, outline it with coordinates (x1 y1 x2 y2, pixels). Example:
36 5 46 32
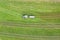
0 26 60 36
0 0 60 40
0 35 60 40
0 26 60 40
0 0 60 23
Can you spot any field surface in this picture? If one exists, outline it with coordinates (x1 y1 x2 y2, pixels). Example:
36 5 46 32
0 0 60 40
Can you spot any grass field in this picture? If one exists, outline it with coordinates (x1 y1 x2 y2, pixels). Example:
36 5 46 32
0 25 60 40
0 0 60 23
0 0 60 40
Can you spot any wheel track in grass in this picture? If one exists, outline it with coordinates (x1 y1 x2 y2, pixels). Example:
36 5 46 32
9 0 60 2
0 32 60 39
0 21 60 28
0 22 60 39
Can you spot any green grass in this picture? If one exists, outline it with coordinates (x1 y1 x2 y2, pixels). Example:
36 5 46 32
0 0 60 40
0 36 35 40
0 35 60 40
0 25 60 36
0 25 60 40
0 0 60 23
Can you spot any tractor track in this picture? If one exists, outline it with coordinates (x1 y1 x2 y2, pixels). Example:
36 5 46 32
0 21 60 28
0 32 60 39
